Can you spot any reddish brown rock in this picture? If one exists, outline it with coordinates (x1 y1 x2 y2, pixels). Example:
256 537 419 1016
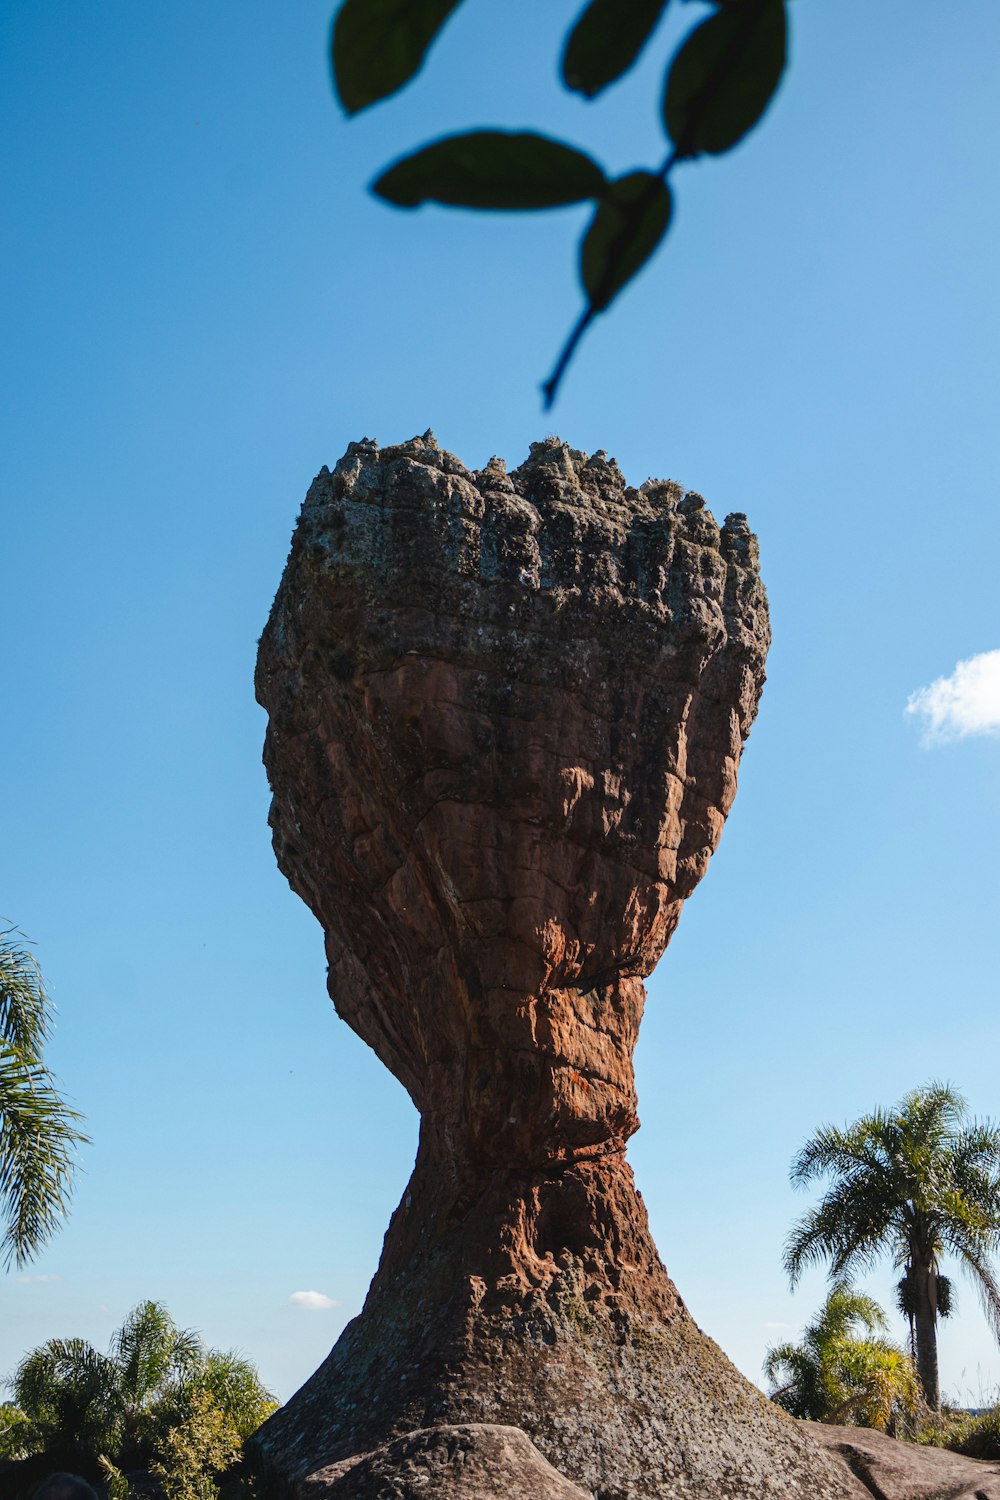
252 434 857 1498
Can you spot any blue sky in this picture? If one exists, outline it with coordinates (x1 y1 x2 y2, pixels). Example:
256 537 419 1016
2 0 999 1404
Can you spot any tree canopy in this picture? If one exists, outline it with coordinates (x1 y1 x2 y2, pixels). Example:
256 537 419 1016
785 1083 1000 1409
6 1299 278 1492
764 1281 918 1431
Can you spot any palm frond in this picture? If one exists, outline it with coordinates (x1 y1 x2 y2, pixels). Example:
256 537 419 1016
13 1337 120 1454
0 928 52 1054
951 1240 1000 1348
899 1082 965 1137
0 1044 89 1268
172 1326 208 1380
784 1174 897 1286
763 1342 826 1420
763 1341 805 1385
791 1115 893 1188
953 1121 1000 1167
113 1301 204 1409
97 1453 132 1500
0 929 89 1268
826 1337 919 1431
814 1281 887 1344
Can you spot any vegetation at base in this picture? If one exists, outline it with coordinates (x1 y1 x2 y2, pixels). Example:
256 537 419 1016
1 927 89 1269
764 1282 919 1432
327 0 792 405
0 1400 36 1460
784 1082 1000 1410
0 1300 277 1498
918 1404 1000 1461
150 1388 243 1500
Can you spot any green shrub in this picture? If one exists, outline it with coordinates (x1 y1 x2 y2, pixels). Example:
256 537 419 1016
939 1408 1000 1460
151 1387 243 1500
0 1403 38 1461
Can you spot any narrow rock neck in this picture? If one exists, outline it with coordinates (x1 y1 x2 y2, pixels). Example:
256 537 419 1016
369 1119 673 1319
391 975 647 1182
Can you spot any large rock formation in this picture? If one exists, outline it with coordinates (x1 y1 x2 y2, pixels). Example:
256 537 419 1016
252 434 857 1498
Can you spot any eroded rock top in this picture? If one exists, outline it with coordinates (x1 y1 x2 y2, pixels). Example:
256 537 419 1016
284 431 766 664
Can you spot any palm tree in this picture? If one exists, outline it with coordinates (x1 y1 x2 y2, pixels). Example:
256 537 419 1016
11 1300 278 1477
1 927 88 1268
108 1299 205 1464
764 1281 918 1431
14 1301 203 1468
784 1082 1000 1409
12 1335 121 1471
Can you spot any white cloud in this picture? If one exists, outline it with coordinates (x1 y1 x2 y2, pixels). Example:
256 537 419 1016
16 1273 63 1284
906 649 1000 745
289 1289 339 1311
762 1320 797 1331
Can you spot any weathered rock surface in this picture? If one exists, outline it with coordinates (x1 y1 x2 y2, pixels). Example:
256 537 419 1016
302 1424 592 1499
253 434 857 1497
808 1422 1000 1500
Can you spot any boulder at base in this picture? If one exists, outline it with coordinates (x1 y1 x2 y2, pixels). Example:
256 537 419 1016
301 1424 591 1499
808 1421 1000 1500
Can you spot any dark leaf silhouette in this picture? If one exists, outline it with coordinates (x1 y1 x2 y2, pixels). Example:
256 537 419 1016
562 0 672 99
328 0 795 400
663 0 787 156
581 172 673 311
374 130 606 210
332 0 465 115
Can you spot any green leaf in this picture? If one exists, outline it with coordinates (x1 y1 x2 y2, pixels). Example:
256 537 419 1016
581 172 672 311
663 0 787 156
374 131 606 210
331 0 465 115
562 0 672 99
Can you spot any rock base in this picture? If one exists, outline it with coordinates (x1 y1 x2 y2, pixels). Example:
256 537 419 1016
300 1425 591 1499
252 1151 861 1500
808 1422 1000 1500
284 1420 1000 1500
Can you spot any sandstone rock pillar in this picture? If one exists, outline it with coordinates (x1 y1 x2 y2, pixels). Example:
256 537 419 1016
251 435 858 1499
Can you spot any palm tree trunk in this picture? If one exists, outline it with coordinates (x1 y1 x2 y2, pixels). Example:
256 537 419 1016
912 1260 940 1410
